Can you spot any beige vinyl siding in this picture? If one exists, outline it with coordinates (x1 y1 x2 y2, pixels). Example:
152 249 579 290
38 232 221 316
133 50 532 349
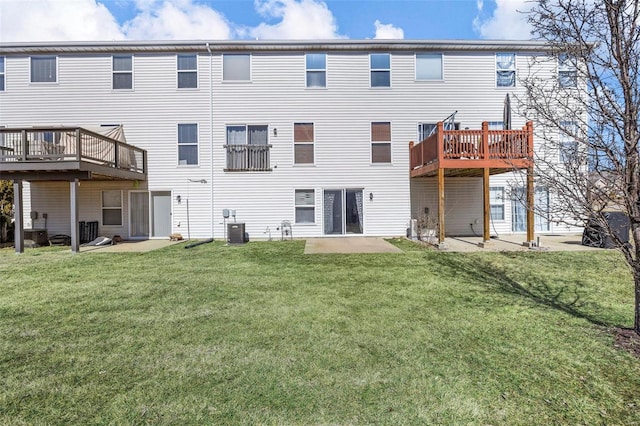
27 181 142 237
410 177 484 236
2 44 579 239
4 53 213 238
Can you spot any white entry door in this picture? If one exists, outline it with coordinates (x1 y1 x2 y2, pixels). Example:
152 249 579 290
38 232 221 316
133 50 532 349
151 191 172 238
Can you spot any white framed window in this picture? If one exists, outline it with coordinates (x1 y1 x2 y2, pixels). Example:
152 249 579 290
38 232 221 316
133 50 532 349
226 124 268 145
490 186 505 221
496 53 516 87
177 54 197 89
113 55 133 90
371 122 391 163
102 190 123 226
294 123 314 164
558 54 577 88
416 53 443 81
225 124 270 171
370 53 390 87
559 120 578 164
295 189 315 224
306 53 326 88
0 56 5 91
418 121 460 141
30 56 57 83
418 123 437 141
223 54 250 81
488 121 504 130
178 123 198 165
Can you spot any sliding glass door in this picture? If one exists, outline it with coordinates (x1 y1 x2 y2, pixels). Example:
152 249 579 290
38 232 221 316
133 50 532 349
323 189 363 235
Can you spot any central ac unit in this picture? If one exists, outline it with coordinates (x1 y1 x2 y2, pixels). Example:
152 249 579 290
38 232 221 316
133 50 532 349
227 223 246 244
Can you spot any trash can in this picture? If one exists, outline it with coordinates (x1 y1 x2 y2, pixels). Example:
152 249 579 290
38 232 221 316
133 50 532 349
582 212 630 248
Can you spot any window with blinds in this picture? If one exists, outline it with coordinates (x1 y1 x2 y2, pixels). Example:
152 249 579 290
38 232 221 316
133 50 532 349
294 123 314 164
295 189 315 223
371 122 391 163
31 56 57 83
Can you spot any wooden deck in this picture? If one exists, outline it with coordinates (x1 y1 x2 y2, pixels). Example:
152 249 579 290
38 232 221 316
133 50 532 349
409 121 535 245
0 127 147 181
409 121 533 177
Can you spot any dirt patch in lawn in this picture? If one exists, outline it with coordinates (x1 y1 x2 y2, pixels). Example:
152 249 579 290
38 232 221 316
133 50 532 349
614 328 640 358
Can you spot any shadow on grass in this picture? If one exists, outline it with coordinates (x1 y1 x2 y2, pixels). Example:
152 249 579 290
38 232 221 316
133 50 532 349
431 252 612 327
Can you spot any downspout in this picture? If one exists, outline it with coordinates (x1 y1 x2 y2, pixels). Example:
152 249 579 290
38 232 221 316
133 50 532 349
207 42 215 240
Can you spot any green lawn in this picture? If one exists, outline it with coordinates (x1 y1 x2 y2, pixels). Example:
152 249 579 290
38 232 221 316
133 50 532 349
1 240 639 425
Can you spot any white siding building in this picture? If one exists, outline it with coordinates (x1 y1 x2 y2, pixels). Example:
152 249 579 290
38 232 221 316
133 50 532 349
0 40 578 249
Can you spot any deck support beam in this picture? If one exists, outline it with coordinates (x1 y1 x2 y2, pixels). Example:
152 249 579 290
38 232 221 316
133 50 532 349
14 180 24 254
526 166 535 244
483 167 490 243
70 179 80 253
437 168 445 244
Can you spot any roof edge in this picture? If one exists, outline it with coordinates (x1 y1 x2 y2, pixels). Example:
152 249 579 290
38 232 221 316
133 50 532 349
0 39 554 54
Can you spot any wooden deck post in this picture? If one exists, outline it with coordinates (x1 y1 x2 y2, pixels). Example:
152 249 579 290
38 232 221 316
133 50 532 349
409 141 414 170
70 179 80 253
526 166 535 244
483 167 490 243
437 121 444 162
482 121 489 160
438 168 445 244
14 180 24 254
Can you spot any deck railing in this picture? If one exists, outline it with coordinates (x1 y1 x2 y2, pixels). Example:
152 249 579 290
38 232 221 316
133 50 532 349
0 127 146 174
224 144 272 172
410 121 533 171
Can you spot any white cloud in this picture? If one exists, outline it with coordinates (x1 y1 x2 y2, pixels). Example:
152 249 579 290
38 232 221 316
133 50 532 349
473 0 532 40
251 0 343 39
0 0 124 42
373 20 404 40
122 0 233 40
0 0 342 42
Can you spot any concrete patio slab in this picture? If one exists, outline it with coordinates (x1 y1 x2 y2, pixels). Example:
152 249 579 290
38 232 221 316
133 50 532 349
80 239 184 253
437 234 603 252
304 237 403 254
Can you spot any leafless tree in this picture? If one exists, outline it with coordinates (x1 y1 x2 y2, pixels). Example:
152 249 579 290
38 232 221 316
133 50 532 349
521 0 640 334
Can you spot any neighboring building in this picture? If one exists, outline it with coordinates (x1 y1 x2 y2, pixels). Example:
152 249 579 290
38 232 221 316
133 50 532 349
0 40 581 250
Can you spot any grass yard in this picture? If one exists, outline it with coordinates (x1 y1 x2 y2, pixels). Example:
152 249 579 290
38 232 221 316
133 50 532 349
1 239 639 425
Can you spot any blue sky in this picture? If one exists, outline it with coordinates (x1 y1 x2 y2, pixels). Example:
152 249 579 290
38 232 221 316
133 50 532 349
0 0 532 42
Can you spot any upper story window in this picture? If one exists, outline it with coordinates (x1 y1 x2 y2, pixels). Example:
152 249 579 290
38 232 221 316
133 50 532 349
0 57 4 91
178 123 198 165
370 53 390 87
30 56 57 83
371 122 391 163
418 123 436 141
113 55 133 90
225 124 271 171
223 54 250 81
177 54 197 89
306 53 326 88
294 122 314 164
558 54 577 88
496 53 516 87
415 53 443 81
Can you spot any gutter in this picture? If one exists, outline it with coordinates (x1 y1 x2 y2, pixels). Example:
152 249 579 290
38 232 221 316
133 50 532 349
0 39 557 55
